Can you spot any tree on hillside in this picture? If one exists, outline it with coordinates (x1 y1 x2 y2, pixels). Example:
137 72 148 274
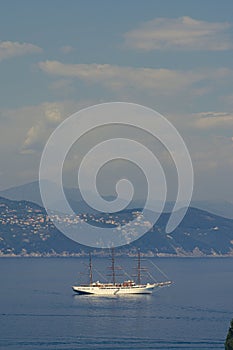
225 319 233 350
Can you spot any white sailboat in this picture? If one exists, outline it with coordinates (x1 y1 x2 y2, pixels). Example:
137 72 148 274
72 249 172 296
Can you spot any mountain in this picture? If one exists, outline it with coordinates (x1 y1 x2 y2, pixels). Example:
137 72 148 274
0 196 233 257
0 181 129 215
1 181 233 219
192 200 233 220
0 196 89 256
0 181 43 205
131 207 233 256
0 181 104 215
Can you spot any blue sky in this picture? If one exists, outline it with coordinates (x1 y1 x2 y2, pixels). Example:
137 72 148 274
0 0 233 203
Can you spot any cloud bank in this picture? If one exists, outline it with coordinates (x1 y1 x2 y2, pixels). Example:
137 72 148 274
38 60 233 98
0 41 42 61
124 16 233 51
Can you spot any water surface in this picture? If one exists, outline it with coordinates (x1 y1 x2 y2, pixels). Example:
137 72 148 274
0 257 232 349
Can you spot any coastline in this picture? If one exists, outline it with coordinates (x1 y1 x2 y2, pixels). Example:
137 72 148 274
1 252 233 258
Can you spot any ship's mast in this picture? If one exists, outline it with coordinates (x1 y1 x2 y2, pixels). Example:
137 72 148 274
133 249 146 285
137 249 141 285
111 247 116 285
89 252 93 285
107 248 122 285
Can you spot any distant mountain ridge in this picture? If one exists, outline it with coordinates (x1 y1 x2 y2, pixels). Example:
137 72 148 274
0 181 43 205
0 181 129 215
1 181 233 219
0 195 233 257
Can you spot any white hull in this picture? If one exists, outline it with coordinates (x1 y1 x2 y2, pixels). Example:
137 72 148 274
72 281 171 295
72 250 172 296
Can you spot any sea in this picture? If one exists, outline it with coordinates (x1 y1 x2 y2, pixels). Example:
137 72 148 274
0 257 232 350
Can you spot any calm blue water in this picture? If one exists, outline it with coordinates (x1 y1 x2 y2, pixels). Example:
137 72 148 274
0 257 232 349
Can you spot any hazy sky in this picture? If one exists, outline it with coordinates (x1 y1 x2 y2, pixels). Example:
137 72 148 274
0 0 233 203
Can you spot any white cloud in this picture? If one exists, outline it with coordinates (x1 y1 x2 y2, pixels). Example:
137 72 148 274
1 101 233 201
0 99 98 188
38 61 197 91
21 102 74 153
44 103 63 123
124 16 233 51
193 112 233 129
38 60 233 97
169 111 233 201
20 100 95 154
23 124 40 147
0 41 42 61
0 101 79 154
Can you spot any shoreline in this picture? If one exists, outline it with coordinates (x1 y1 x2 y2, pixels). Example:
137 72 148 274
0 253 233 258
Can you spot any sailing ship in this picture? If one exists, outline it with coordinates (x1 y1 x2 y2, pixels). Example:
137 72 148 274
72 249 172 295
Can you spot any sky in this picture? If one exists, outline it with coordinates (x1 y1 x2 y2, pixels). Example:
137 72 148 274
0 0 233 204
